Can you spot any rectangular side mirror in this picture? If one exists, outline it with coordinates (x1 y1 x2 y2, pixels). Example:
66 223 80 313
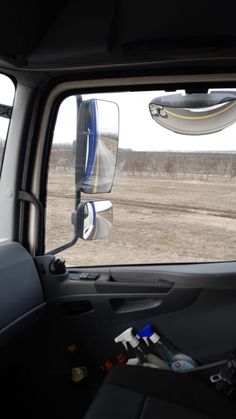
75 99 119 194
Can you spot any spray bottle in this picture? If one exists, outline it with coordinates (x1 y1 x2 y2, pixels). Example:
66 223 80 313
114 327 169 370
137 323 197 371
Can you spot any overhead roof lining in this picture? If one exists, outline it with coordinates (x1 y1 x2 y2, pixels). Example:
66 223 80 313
1 1 236 71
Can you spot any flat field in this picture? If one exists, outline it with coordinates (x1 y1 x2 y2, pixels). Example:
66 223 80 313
46 172 236 266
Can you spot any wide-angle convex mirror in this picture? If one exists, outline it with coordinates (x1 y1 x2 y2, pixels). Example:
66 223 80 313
75 99 119 193
149 90 236 135
76 200 113 240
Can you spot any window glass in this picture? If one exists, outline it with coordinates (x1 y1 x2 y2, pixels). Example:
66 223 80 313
0 74 15 172
46 89 236 266
46 96 76 251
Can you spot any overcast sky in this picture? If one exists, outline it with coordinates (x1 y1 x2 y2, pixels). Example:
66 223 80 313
1 74 236 152
53 91 236 152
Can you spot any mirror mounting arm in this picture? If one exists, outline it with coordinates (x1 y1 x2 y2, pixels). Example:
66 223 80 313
45 235 78 256
45 199 113 255
75 94 82 209
46 207 81 255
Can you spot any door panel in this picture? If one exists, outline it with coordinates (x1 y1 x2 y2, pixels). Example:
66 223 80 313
38 257 236 367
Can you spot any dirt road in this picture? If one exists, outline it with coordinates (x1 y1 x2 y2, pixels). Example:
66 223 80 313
46 173 236 266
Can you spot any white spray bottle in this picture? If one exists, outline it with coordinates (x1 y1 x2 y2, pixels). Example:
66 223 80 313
114 327 169 370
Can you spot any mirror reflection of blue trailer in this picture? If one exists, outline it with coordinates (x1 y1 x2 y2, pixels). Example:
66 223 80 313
75 98 119 194
84 100 97 193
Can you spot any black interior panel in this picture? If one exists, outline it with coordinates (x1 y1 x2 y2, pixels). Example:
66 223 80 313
36 256 236 367
1 1 236 72
156 289 236 362
45 287 236 367
110 263 236 290
95 278 174 294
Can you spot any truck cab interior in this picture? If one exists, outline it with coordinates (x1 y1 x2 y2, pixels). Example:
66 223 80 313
1 1 236 418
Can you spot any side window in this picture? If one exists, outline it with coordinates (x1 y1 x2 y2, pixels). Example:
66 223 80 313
0 74 15 173
46 89 236 267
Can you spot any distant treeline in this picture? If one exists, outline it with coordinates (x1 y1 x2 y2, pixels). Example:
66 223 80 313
49 143 75 169
48 144 236 179
2 141 236 179
117 150 236 178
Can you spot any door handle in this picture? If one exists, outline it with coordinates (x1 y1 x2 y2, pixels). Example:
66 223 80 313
95 279 174 294
110 297 163 313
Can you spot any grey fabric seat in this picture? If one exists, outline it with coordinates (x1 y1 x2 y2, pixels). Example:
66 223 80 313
84 365 236 419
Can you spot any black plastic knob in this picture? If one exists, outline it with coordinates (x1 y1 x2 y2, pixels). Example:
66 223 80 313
50 258 66 275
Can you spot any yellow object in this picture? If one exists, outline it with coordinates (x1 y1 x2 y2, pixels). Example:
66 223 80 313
71 367 88 383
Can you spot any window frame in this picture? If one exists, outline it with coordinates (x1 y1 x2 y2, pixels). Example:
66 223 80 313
25 73 236 258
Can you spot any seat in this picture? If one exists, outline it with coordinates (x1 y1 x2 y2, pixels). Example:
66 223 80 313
84 365 236 419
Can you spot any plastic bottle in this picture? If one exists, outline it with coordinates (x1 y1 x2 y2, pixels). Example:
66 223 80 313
114 327 169 369
137 323 197 371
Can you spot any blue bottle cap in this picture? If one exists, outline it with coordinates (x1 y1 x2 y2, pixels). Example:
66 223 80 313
137 324 154 338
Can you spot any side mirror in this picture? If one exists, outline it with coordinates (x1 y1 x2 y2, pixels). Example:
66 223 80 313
75 99 119 193
76 200 113 240
149 91 236 135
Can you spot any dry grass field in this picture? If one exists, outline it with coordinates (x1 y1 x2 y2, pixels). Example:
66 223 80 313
46 171 236 266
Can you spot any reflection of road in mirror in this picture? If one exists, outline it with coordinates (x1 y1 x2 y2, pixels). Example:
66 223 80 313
95 214 112 239
101 134 118 157
84 200 113 241
89 136 117 193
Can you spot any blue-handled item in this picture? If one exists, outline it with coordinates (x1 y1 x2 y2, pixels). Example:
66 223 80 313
137 323 197 370
137 324 155 339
